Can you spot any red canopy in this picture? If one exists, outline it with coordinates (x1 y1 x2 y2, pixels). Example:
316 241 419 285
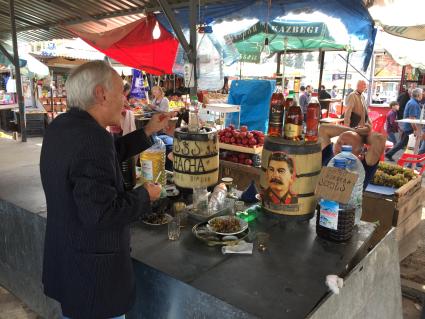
69 16 179 75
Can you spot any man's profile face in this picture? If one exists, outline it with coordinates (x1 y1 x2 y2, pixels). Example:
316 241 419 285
267 160 293 197
334 132 362 157
104 72 124 126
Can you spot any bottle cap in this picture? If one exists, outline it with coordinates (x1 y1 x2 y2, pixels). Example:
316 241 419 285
341 145 352 152
334 158 347 168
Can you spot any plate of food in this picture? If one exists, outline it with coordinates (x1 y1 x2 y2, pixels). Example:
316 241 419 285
142 213 172 226
207 216 248 236
192 222 249 246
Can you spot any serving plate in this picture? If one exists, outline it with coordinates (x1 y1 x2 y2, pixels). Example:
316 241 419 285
192 221 249 246
207 216 248 236
142 213 172 226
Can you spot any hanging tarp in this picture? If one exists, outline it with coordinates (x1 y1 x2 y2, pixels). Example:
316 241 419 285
225 21 346 63
379 23 425 41
69 15 179 75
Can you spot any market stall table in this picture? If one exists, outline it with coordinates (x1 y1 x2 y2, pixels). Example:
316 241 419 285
0 138 403 319
319 117 345 124
396 118 425 153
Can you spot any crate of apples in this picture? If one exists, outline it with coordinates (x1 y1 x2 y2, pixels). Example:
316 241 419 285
218 125 265 148
221 151 255 166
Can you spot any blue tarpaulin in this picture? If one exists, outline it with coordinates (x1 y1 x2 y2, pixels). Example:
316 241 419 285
226 80 276 132
158 0 375 70
158 0 374 42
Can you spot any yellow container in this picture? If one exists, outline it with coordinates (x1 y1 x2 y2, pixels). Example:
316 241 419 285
140 145 166 186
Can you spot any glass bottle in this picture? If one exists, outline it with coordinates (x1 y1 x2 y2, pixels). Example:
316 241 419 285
305 97 320 142
284 102 303 141
267 92 285 137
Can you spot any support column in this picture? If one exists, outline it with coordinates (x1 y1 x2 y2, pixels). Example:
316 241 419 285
9 0 26 142
367 52 375 107
318 50 325 92
189 0 198 95
341 51 350 105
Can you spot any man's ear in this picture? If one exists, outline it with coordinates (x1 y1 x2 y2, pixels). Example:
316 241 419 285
93 85 106 104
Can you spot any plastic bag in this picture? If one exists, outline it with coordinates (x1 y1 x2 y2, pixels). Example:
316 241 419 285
140 137 166 186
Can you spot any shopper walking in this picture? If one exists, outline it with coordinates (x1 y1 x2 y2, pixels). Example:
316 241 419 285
385 88 423 161
40 61 169 319
385 101 399 145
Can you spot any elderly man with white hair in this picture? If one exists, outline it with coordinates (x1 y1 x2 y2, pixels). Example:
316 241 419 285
40 61 170 319
385 87 423 161
344 80 370 128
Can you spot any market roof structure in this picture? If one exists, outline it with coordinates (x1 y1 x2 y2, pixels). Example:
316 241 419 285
0 0 230 44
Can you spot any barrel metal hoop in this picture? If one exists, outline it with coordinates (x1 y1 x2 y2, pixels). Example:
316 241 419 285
295 170 321 178
260 167 321 178
174 167 219 175
173 153 218 159
296 192 316 198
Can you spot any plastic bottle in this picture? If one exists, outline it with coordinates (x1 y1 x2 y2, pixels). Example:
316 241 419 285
316 158 356 241
305 97 320 142
327 145 365 224
188 96 200 133
140 137 166 186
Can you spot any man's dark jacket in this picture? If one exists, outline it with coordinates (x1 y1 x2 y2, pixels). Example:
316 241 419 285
40 108 153 319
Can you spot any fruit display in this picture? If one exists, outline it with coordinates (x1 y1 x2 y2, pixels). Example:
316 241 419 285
218 125 265 148
220 151 259 167
372 162 417 188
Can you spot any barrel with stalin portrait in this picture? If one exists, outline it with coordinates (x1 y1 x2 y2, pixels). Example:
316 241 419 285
173 127 219 188
260 137 322 220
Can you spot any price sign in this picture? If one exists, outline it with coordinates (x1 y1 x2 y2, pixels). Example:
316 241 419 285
315 167 358 204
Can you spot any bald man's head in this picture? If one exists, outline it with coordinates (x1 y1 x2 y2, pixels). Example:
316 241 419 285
356 80 367 93
333 131 363 156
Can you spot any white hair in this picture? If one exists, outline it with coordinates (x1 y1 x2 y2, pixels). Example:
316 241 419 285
66 60 116 110
412 88 423 99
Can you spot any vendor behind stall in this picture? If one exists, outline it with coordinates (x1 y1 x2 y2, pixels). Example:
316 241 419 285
148 85 169 112
319 123 386 189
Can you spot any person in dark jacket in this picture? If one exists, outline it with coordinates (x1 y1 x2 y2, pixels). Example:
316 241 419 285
397 87 411 119
40 61 169 319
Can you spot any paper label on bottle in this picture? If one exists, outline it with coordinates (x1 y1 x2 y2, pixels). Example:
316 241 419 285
284 123 302 138
319 200 339 230
141 160 153 180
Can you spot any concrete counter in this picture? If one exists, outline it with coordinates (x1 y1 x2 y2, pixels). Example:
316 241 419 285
0 138 403 319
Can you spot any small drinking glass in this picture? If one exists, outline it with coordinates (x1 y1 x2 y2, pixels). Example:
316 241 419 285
168 217 180 241
234 200 245 216
173 202 187 227
256 232 270 252
221 177 233 192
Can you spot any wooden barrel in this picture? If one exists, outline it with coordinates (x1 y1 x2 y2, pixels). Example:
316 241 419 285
260 137 322 220
173 127 219 189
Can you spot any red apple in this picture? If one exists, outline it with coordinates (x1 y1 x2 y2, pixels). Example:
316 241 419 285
224 137 231 143
230 137 236 143
245 159 253 166
247 132 254 139
242 138 248 145
240 126 248 132
239 132 247 138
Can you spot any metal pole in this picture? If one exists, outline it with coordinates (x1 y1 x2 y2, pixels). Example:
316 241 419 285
156 0 191 56
189 0 198 95
341 51 350 104
9 0 26 141
366 52 375 107
318 50 325 91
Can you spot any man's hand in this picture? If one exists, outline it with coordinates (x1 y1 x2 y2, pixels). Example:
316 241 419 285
354 123 371 137
144 113 171 136
143 182 162 201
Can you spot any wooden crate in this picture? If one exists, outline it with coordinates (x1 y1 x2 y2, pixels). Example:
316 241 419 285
219 143 263 154
219 160 261 191
362 176 424 260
